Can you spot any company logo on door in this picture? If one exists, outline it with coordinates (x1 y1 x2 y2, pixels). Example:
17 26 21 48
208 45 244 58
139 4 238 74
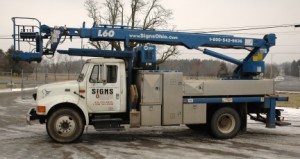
91 88 114 106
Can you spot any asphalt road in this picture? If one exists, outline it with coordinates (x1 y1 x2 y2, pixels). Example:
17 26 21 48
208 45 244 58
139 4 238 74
0 91 300 159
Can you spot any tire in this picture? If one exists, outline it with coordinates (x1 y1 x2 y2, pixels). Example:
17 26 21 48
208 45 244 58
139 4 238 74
186 124 207 131
46 108 84 143
210 107 241 139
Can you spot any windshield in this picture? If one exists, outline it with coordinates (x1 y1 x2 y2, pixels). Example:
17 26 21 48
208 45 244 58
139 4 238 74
77 64 89 82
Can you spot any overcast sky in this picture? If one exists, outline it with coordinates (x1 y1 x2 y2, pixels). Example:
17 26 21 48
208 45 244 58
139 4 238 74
1 0 300 63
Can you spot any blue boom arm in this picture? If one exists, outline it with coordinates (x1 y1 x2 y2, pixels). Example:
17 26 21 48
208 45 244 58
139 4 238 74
12 17 276 78
80 25 275 49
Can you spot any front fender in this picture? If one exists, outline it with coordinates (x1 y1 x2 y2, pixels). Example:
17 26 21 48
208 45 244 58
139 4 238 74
37 94 90 125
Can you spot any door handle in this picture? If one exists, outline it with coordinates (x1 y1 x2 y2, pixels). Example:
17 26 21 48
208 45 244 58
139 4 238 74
116 93 119 99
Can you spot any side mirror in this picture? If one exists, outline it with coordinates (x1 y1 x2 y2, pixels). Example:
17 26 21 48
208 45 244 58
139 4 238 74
78 74 84 82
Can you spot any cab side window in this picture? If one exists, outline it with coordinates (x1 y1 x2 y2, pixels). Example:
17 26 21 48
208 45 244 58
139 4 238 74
107 65 118 83
89 65 117 83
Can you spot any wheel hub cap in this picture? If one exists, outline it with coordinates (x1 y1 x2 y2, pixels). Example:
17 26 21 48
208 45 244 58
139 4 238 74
55 116 75 135
217 113 236 134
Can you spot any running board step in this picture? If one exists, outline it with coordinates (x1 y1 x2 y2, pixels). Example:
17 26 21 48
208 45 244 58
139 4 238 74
92 118 124 131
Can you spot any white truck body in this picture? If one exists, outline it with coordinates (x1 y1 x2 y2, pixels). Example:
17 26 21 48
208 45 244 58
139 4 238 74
28 57 286 143
13 17 287 144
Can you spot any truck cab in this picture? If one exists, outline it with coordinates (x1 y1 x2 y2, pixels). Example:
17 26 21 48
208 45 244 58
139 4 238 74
79 58 127 113
29 58 128 143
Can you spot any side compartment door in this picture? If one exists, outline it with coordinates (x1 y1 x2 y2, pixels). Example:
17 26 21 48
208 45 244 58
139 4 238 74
86 64 121 112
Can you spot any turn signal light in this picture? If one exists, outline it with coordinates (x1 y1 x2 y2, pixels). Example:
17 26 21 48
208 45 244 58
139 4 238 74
37 106 46 113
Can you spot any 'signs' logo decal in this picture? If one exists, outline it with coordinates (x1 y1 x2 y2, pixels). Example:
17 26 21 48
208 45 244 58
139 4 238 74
92 89 113 95
92 89 114 99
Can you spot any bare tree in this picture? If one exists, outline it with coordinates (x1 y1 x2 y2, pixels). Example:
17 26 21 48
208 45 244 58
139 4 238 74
156 46 179 65
217 62 229 77
85 0 101 23
84 0 178 63
142 0 172 29
49 54 62 81
63 55 74 80
265 64 280 78
0 49 9 71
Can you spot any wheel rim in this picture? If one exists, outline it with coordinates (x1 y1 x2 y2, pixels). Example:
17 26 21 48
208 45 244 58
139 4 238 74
217 113 236 134
55 115 76 136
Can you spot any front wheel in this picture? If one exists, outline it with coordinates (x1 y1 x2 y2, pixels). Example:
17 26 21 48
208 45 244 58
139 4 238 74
210 107 241 139
46 108 84 143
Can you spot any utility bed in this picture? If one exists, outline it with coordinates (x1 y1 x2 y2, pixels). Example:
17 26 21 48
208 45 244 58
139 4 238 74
183 79 274 96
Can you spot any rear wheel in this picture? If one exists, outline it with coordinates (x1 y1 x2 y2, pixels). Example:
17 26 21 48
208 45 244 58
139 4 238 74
46 108 84 143
210 107 241 139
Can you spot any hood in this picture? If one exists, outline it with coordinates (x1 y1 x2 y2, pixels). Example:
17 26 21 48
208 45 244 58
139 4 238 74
36 80 79 101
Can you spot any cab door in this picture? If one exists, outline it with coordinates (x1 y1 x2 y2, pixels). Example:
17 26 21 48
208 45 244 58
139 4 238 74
86 64 121 112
